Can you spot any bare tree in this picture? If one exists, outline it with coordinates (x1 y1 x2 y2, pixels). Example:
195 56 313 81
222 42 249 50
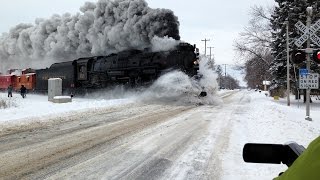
244 54 273 89
234 5 274 87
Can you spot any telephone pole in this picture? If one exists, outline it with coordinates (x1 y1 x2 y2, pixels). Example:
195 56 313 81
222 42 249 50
207 46 214 60
201 38 210 55
222 64 227 89
305 7 312 121
286 20 290 106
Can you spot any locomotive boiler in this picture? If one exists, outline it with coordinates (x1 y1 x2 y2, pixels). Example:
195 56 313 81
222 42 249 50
34 42 200 95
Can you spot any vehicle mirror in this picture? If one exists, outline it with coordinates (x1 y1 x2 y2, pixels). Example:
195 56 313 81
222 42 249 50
243 143 284 164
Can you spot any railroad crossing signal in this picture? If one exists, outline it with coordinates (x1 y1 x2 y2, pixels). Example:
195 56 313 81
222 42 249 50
291 50 306 64
295 20 320 47
313 50 320 64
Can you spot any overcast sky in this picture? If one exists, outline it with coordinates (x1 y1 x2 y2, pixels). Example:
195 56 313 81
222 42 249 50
0 0 274 86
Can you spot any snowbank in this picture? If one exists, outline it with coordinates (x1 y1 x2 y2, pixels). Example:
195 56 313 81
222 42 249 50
0 92 133 123
223 91 320 179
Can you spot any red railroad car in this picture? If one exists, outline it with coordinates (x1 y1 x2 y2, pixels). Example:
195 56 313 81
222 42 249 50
14 73 36 91
0 75 16 91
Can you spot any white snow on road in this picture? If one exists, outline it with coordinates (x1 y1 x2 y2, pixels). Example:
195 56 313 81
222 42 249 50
0 90 320 179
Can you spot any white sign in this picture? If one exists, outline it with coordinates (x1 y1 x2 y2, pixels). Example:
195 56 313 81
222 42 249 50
295 20 320 47
295 33 309 47
310 34 320 46
263 81 271 85
295 21 308 32
295 20 320 34
299 73 319 89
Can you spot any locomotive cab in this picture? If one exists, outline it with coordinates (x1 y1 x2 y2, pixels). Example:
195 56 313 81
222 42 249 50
76 58 91 81
75 57 104 88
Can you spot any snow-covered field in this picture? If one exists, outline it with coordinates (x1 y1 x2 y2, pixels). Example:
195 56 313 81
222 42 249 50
0 90 319 179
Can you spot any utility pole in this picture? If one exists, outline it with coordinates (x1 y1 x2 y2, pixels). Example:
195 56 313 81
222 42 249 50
207 47 214 60
222 64 227 89
201 38 210 56
305 7 312 121
286 20 290 106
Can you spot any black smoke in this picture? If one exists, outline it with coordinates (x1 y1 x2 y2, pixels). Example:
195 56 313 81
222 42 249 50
0 0 180 72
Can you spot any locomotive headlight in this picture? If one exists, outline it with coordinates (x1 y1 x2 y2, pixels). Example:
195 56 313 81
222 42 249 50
193 60 199 65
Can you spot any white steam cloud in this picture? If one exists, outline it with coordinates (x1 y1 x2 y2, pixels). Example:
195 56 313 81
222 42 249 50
138 56 221 105
0 0 180 72
151 36 180 52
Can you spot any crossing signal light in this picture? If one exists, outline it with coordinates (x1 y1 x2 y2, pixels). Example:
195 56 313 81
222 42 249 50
291 50 306 64
312 50 320 64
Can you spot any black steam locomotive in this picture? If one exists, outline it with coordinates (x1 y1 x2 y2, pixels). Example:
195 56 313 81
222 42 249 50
35 42 200 95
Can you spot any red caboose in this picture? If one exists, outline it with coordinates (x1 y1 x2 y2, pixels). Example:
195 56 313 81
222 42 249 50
0 75 16 91
14 73 36 91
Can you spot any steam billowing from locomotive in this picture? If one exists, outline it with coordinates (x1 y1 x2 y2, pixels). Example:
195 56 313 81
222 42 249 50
138 56 220 105
0 0 180 72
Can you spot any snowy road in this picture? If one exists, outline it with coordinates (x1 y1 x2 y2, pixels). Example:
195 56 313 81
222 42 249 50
0 90 243 180
0 91 320 180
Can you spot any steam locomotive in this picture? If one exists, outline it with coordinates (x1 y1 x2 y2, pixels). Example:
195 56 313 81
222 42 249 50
1 43 200 95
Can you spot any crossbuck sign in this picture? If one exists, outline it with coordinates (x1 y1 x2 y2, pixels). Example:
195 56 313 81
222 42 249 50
295 20 320 47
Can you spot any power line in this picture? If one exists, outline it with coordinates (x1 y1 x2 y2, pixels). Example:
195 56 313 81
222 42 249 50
201 38 210 55
207 46 214 60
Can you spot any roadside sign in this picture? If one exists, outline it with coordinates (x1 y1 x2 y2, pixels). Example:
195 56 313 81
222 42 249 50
310 34 320 47
263 81 271 85
295 20 320 47
299 73 319 89
299 68 308 76
295 21 308 32
295 20 320 34
295 34 308 47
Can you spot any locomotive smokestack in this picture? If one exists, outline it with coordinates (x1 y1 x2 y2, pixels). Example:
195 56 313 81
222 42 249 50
0 0 180 71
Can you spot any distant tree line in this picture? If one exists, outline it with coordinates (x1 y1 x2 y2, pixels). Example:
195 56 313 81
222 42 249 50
215 65 240 89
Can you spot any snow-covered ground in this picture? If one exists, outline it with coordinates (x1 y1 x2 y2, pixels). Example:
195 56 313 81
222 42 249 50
222 90 320 179
0 92 134 123
0 90 319 179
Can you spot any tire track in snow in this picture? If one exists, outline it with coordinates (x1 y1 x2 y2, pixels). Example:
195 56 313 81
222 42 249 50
161 90 247 180
0 104 192 179
0 90 246 180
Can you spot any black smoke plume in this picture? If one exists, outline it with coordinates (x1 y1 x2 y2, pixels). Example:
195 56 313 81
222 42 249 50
0 0 180 72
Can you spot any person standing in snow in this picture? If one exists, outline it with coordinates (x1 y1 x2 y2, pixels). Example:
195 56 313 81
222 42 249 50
20 85 27 98
7 84 13 97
